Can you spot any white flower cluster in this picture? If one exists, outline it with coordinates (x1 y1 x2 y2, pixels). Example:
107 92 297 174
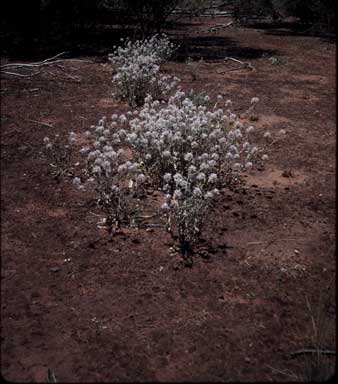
92 90 269 256
61 88 280 258
121 91 264 191
75 116 147 231
42 33 286 261
109 34 175 67
109 35 180 106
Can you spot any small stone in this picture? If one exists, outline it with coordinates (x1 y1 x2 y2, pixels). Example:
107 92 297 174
50 267 61 273
245 357 251 363
294 249 300 255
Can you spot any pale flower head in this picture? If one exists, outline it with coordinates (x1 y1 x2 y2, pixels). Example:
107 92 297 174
173 189 182 200
205 191 214 199
92 165 101 174
208 173 218 184
136 173 146 184
117 164 128 174
73 177 81 187
161 202 170 211
163 173 172 183
193 187 202 197
196 172 206 182
184 152 194 162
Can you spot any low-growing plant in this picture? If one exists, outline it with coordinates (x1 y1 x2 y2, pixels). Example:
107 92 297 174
187 89 211 107
42 31 287 264
73 116 147 233
111 91 281 263
43 88 285 263
186 57 204 81
109 35 180 107
43 132 77 181
301 294 335 381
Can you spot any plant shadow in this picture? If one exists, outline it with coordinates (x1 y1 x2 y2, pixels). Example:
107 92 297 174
246 20 336 43
172 35 278 62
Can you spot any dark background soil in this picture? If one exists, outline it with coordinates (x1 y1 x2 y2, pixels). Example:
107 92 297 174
1 17 336 382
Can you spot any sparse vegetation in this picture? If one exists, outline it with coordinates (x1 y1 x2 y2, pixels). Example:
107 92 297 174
1 4 335 383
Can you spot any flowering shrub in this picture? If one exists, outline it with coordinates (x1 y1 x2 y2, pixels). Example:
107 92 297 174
42 31 286 264
109 35 180 106
109 91 275 262
43 85 285 263
122 92 267 188
73 116 147 233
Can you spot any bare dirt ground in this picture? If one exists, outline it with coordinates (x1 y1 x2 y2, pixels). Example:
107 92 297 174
1 17 336 382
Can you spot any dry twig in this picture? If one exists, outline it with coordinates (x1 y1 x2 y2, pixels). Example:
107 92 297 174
26 119 54 128
199 21 234 33
290 349 336 357
1 52 93 78
1 70 42 78
217 57 254 74
247 238 302 245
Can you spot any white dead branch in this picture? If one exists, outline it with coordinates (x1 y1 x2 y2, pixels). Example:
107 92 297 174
199 21 234 33
25 119 54 128
0 52 93 78
217 57 254 73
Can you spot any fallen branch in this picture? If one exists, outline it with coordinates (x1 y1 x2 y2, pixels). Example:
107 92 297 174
1 52 92 69
1 70 42 77
0 52 67 69
224 57 245 65
129 222 164 229
218 65 253 73
199 21 234 33
217 57 254 73
134 214 157 220
26 119 54 128
290 349 336 357
1 59 93 69
266 364 299 380
143 224 164 228
1 52 93 78
247 238 305 246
